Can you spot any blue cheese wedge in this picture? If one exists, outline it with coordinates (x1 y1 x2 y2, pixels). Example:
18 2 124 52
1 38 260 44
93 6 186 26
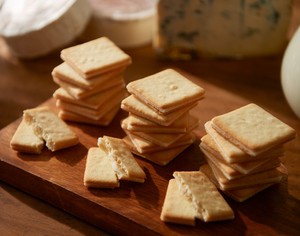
154 0 292 59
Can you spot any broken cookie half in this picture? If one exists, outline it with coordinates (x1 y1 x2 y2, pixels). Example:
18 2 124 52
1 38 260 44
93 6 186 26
160 171 234 226
98 136 146 183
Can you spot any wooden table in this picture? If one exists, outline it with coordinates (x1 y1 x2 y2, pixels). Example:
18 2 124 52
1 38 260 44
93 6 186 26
1 2 300 235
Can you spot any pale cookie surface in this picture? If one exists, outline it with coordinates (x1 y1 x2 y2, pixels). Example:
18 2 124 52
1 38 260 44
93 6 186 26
124 129 195 153
206 158 282 190
160 179 196 226
58 104 120 126
121 95 197 126
173 171 234 222
127 69 205 113
201 145 281 180
123 116 198 147
98 136 146 182
23 106 78 151
200 164 275 203
124 113 189 133
205 121 285 163
53 85 124 110
10 119 44 154
84 147 119 188
61 37 131 78
56 90 127 120
52 62 124 89
123 136 190 166
53 74 125 99
201 135 282 175
211 104 296 156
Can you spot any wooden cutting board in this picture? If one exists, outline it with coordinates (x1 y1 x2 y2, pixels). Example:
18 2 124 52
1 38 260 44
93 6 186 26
1 70 299 236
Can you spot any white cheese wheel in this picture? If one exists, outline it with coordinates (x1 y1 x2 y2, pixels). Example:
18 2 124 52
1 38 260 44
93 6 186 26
0 0 91 58
80 0 157 48
281 26 300 119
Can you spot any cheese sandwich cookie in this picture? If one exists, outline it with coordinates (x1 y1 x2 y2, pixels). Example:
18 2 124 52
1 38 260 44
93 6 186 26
121 95 197 126
205 121 286 163
52 62 125 88
123 136 190 166
200 164 277 203
173 171 234 222
211 104 296 156
58 104 120 126
201 145 281 180
201 134 282 175
127 69 205 114
53 85 125 110
61 37 131 79
160 179 196 226
23 107 78 151
98 136 146 183
124 131 195 154
123 116 198 147
56 90 127 120
124 113 189 133
206 158 283 191
53 74 125 100
10 119 44 154
84 148 119 188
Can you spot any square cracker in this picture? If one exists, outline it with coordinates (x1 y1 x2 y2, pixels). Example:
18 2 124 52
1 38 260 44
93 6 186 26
123 136 190 166
124 130 195 154
84 147 119 188
201 134 282 175
58 104 120 126
200 164 276 203
211 104 296 156
53 74 125 100
160 179 196 226
52 62 125 89
124 113 189 133
122 115 198 147
10 119 44 154
56 89 127 120
61 37 131 79
173 171 234 222
53 84 125 110
127 69 205 114
201 144 281 180
204 121 286 163
98 136 146 183
23 107 78 151
121 95 197 126
205 157 282 191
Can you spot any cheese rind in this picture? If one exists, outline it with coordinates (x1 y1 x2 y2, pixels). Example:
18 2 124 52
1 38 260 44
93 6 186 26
80 0 157 48
0 0 91 58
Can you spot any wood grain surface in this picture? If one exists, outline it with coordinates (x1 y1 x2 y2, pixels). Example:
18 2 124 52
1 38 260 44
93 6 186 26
1 1 300 235
1 66 300 235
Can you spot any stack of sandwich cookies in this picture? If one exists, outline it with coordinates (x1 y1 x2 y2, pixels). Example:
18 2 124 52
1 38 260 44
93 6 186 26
84 136 146 188
52 37 131 126
121 69 205 165
199 103 296 202
160 171 234 226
